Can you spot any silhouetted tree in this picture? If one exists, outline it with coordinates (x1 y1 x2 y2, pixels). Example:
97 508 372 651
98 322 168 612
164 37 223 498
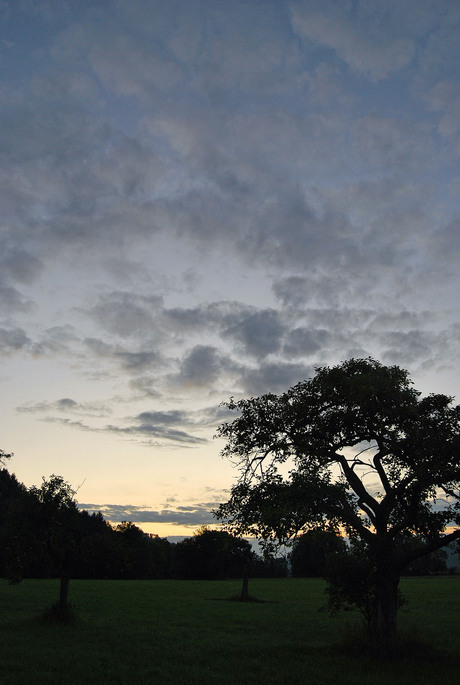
174 527 254 583
29 475 81 618
0 464 36 583
290 530 346 578
114 522 172 579
215 358 460 656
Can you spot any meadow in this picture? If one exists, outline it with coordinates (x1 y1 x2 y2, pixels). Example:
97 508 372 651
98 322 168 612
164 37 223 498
0 577 458 684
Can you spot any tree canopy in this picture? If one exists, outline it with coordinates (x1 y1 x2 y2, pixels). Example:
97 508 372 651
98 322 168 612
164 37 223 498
215 357 460 652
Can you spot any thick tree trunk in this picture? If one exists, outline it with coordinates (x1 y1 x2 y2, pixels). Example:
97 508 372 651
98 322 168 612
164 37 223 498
59 574 70 612
368 571 400 657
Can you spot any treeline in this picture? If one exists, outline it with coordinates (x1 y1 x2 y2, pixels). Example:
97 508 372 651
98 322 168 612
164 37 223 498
0 466 285 583
1 464 454 587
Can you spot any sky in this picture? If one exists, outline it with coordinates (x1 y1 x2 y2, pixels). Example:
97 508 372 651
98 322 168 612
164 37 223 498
1 0 460 537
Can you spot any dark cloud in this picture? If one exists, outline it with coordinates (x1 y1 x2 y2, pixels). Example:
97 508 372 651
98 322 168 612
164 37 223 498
137 410 190 426
0 283 33 314
114 350 160 371
223 309 286 359
17 398 112 418
26 411 206 446
174 345 227 389
239 360 314 396
106 423 206 445
83 336 162 374
87 291 163 339
431 217 460 268
197 403 241 428
283 326 329 358
272 275 352 308
106 409 207 445
0 249 43 284
78 502 218 527
162 301 257 336
0 327 31 352
290 0 419 80
380 330 438 366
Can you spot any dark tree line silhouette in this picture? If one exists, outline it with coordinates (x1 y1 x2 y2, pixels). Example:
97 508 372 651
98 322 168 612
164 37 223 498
1 441 456 623
0 459 285 596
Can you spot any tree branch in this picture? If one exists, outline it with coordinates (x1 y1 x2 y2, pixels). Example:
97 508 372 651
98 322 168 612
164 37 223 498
373 451 392 494
335 452 379 524
398 528 460 570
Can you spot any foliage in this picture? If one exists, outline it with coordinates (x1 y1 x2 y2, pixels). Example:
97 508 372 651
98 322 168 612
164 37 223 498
0 465 176 582
174 526 254 580
215 358 460 652
396 534 449 575
214 470 347 557
290 530 346 577
0 467 34 583
3 464 276 583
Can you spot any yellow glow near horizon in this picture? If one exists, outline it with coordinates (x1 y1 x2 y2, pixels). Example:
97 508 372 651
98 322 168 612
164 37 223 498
135 521 221 539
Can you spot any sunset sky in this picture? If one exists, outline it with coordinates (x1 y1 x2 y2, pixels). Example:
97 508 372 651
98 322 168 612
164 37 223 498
1 0 460 537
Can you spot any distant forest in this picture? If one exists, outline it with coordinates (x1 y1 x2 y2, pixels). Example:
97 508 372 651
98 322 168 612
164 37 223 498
0 467 287 582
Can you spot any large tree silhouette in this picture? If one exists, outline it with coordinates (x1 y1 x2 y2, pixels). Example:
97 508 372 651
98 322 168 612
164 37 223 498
215 358 460 654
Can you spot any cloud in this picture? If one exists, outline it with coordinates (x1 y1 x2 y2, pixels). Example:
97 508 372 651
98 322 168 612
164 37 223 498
223 308 286 359
36 414 206 446
289 0 416 80
0 283 34 314
0 248 43 285
86 291 163 339
16 396 206 445
17 397 111 418
106 421 206 446
173 345 228 390
273 275 351 309
283 326 330 358
239 360 315 396
78 501 218 527
0 327 31 352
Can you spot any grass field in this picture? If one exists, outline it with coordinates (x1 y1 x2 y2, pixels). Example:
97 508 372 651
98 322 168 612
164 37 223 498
0 576 458 684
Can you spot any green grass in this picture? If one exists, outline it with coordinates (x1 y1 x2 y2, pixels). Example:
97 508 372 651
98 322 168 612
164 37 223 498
0 577 458 684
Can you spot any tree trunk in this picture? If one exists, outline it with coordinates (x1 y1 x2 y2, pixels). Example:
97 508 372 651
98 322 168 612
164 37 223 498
59 574 70 612
240 572 249 600
368 571 400 657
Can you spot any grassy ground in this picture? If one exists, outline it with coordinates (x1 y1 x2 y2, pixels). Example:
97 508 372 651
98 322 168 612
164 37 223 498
0 576 458 684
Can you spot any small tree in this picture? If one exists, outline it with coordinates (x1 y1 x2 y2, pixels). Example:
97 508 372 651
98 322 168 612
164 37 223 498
215 358 460 655
29 475 80 620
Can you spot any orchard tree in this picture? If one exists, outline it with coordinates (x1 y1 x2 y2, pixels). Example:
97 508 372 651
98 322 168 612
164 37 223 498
215 358 460 655
29 475 81 619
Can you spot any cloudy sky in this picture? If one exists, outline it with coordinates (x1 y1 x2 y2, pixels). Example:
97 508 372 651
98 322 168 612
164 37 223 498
1 0 460 536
